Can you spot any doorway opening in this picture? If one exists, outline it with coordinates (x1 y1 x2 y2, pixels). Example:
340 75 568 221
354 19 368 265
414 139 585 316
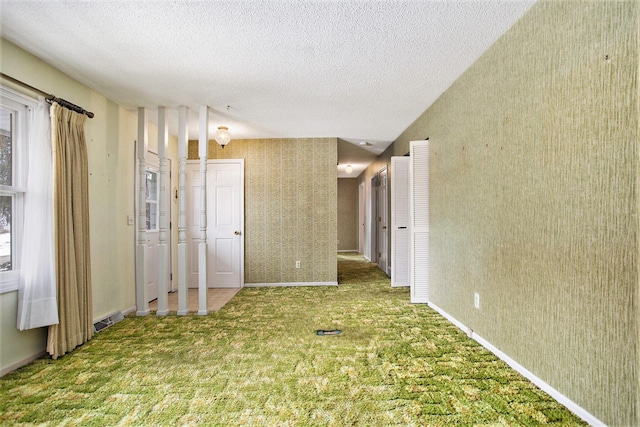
370 166 389 276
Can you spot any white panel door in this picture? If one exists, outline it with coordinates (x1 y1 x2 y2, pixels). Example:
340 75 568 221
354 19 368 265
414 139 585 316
369 176 377 263
391 156 410 287
358 182 365 254
144 163 159 302
186 165 201 287
142 152 172 302
207 161 243 288
410 141 429 303
186 160 244 288
144 151 160 301
377 167 389 275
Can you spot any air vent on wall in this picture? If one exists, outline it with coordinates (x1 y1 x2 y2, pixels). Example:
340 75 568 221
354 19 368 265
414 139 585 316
93 310 124 332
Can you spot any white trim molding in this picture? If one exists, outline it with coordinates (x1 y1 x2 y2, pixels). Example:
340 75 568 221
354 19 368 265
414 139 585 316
428 302 606 427
245 282 338 288
0 86 37 295
0 350 46 378
0 271 20 293
122 306 137 316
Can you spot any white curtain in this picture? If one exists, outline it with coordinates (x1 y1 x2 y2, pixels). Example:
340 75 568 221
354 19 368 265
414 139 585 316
17 98 58 330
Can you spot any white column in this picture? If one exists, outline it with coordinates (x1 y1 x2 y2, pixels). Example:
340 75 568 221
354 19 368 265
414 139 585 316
177 106 189 315
135 107 150 316
156 107 170 316
198 106 209 315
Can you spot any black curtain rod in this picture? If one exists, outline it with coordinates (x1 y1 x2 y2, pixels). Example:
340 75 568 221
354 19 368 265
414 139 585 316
0 72 94 119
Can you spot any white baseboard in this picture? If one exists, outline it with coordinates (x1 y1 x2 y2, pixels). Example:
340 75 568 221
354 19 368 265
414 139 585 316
428 302 606 427
0 350 46 377
337 249 359 253
245 282 338 288
122 306 137 316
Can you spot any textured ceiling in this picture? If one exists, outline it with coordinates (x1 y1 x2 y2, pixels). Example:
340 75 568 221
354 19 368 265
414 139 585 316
0 0 535 176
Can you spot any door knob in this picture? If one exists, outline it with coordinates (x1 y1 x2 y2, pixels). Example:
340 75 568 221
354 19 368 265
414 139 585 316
234 230 241 235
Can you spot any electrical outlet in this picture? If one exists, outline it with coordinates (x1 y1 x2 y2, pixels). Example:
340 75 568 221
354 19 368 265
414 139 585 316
296 261 301 269
474 292 480 309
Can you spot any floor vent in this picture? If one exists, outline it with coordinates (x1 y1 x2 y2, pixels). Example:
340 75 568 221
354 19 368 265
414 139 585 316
93 311 124 332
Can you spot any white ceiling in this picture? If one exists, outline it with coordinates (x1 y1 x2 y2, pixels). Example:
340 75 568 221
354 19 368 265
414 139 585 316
0 0 535 177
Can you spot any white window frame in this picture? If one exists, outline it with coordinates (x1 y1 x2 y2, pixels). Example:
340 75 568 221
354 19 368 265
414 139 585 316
0 86 35 293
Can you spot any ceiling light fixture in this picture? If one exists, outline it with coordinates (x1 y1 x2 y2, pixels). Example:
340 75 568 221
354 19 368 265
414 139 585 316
345 165 353 174
215 126 231 148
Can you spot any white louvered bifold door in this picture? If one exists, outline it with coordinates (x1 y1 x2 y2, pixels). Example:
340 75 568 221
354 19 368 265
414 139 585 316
410 141 429 303
391 156 410 287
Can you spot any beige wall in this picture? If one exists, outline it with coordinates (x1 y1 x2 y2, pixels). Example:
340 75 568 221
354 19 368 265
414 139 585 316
189 138 337 284
0 39 179 374
337 178 359 251
0 291 47 374
0 37 333 372
363 1 638 425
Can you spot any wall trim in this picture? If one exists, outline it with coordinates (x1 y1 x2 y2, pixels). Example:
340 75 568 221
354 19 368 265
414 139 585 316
337 249 359 253
245 282 338 288
122 306 137 316
0 350 46 378
427 302 605 427
0 275 19 294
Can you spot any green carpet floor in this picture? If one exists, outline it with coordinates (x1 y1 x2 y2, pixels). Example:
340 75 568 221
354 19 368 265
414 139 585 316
0 253 586 426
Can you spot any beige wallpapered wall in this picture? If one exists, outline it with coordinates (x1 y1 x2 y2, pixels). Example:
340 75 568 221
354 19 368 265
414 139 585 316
365 1 638 425
189 138 337 284
1 39 153 372
337 179 359 251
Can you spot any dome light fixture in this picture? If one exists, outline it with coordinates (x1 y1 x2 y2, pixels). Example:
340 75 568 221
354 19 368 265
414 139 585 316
345 165 353 174
215 126 231 148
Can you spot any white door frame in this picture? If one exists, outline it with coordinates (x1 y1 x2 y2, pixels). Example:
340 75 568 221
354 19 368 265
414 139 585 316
136 151 172 303
208 159 244 288
358 182 365 254
376 166 389 275
186 159 244 289
370 174 378 263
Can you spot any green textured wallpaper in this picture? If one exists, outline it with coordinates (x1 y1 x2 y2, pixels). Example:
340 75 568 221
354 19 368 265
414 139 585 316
369 1 637 425
189 138 337 285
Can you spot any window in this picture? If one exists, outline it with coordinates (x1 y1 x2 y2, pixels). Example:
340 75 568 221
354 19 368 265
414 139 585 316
145 169 158 231
0 111 14 271
0 87 32 293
